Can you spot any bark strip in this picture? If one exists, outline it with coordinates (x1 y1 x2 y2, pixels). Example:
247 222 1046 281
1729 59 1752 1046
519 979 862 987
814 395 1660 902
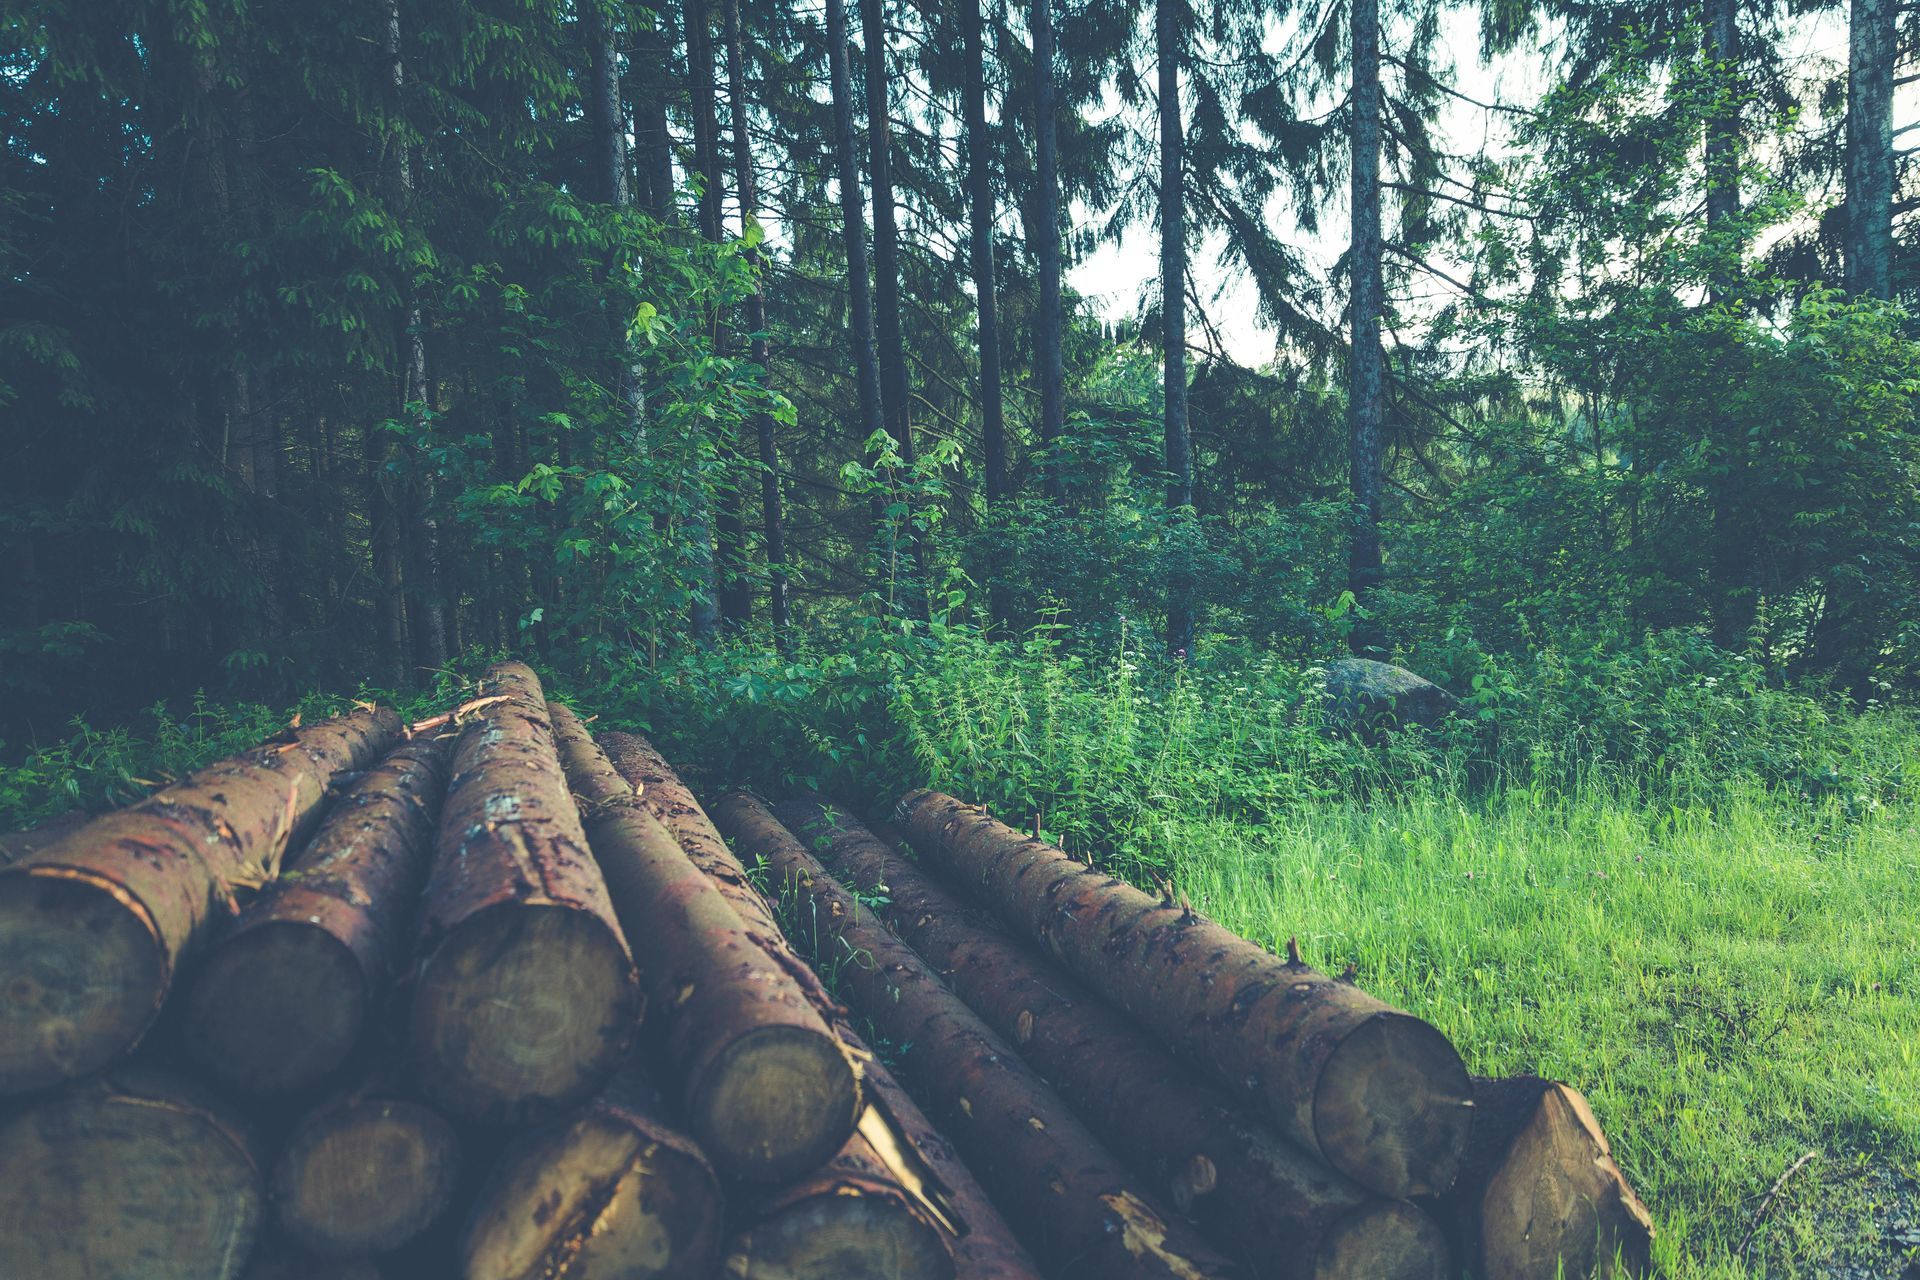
184 735 452 1096
549 704 859 1182
893 789 1472 1199
782 800 1451 1280
0 706 402 1093
408 663 639 1124
713 793 1240 1280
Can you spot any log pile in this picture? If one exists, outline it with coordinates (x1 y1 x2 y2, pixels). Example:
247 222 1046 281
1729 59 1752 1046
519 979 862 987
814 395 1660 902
0 665 1652 1280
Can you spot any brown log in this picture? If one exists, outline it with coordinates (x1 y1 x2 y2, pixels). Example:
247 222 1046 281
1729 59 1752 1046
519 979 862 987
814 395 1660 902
408 663 640 1124
271 1083 462 1258
459 1069 723 1280
183 736 453 1096
723 1126 956 1280
781 800 1451 1280
0 1066 265 1278
0 809 90 866
594 733 1037 1279
0 706 402 1094
548 703 859 1182
712 792 1241 1280
895 789 1472 1198
1425 1076 1653 1280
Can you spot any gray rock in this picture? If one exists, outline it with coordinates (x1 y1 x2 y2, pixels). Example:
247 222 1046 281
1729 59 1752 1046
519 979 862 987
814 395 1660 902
1322 658 1462 736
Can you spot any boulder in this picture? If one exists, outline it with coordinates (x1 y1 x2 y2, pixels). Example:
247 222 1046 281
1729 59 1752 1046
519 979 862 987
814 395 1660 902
1323 658 1462 736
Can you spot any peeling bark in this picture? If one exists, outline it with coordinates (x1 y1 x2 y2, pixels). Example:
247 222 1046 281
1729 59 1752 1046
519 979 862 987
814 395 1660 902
0 706 402 1094
893 790 1471 1199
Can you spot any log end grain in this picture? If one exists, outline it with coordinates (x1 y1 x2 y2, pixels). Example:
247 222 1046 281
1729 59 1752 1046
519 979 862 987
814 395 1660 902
460 1100 723 1280
691 1021 863 1183
1313 1200 1453 1280
1311 1011 1474 1198
0 1067 263 1279
722 1189 957 1280
184 922 367 1096
0 866 167 1093
272 1097 461 1257
411 901 640 1125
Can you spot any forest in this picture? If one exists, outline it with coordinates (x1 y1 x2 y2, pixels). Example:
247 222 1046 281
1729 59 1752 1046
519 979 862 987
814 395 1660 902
2 0 1919 1275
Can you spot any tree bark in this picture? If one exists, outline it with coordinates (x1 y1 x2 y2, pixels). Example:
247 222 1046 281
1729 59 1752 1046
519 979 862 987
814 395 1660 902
1032 0 1066 501
548 703 860 1182
459 1068 723 1280
782 801 1453 1280
893 790 1472 1199
1158 0 1195 657
1703 0 1742 305
0 707 401 1094
1423 1076 1654 1280
584 0 648 461
724 0 791 643
181 735 451 1097
1845 0 1895 299
271 1082 462 1257
684 0 733 641
0 1067 264 1279
407 663 640 1124
1347 0 1386 657
965 0 1007 515
711 794 1240 1280
635 8 677 220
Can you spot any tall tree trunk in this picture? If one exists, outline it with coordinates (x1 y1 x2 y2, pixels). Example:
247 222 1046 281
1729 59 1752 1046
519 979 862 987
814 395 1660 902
966 0 1010 628
1346 0 1386 658
1703 0 1741 306
685 0 731 640
584 1 647 465
825 0 890 545
636 8 676 219
724 0 790 643
1845 0 1895 299
1703 0 1755 650
1032 0 1066 501
1157 0 1194 658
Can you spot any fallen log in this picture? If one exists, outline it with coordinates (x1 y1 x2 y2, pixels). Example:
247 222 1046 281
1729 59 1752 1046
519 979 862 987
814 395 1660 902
712 792 1241 1280
781 800 1451 1280
271 1083 463 1258
547 703 859 1182
408 663 640 1124
895 789 1472 1198
0 809 89 866
459 1070 723 1280
1425 1076 1653 1280
0 1066 264 1279
594 734 1037 1280
183 736 453 1096
0 706 402 1094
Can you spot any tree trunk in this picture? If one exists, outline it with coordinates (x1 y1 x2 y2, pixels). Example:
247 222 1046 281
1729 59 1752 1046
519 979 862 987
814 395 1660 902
0 706 401 1094
782 801 1452 1280
1703 0 1741 305
584 0 648 457
1845 0 1895 298
1032 0 1066 502
711 794 1239 1280
0 1067 264 1279
1423 1077 1654 1280
548 703 860 1182
180 735 451 1097
1347 0 1386 658
459 1068 724 1280
893 790 1472 1199
635 8 677 219
724 0 790 643
1158 0 1195 658
271 1083 462 1257
406 663 640 1124
963 0 1011 627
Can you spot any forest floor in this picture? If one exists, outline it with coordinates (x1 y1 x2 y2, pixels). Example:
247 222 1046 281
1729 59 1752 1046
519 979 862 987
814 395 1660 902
1163 783 1920 1279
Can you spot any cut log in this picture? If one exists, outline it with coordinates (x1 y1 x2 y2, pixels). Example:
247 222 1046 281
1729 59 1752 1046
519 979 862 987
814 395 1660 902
272 1084 462 1257
0 1066 264 1279
1425 1076 1653 1280
781 800 1452 1280
548 704 859 1182
0 809 89 866
595 734 1038 1280
712 792 1240 1280
183 736 452 1096
895 789 1472 1199
460 1070 723 1280
0 706 402 1094
408 663 640 1124
723 1126 956 1280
